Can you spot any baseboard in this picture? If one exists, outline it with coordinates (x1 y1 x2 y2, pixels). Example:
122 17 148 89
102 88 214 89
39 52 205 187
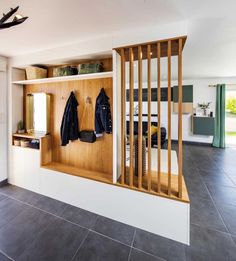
0 179 8 187
172 140 212 147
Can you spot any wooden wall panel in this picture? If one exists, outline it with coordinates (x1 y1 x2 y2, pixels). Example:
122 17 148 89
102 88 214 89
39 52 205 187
24 77 113 175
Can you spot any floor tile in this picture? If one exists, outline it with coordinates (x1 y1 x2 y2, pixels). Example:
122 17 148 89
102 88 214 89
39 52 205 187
73 231 130 261
61 204 97 229
133 229 185 261
129 248 164 261
183 167 199 179
18 217 88 261
190 196 227 232
232 235 236 245
0 185 42 205
206 183 236 206
92 216 135 246
223 165 236 176
0 194 6 202
199 169 235 187
185 175 211 201
195 158 219 172
0 185 23 197
185 224 236 261
33 195 68 216
0 252 10 261
227 175 236 186
0 198 27 229
217 204 236 235
0 205 56 259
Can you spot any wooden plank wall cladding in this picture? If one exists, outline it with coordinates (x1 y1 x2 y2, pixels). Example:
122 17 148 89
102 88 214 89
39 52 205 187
24 77 113 176
115 36 189 202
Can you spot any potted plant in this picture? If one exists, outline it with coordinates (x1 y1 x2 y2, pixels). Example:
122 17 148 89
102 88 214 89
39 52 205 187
198 102 211 116
17 120 25 134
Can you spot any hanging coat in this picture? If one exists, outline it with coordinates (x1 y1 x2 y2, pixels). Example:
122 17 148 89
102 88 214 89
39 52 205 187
60 92 79 146
95 88 112 137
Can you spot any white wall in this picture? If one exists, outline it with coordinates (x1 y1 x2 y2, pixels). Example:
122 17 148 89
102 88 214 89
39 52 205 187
0 56 8 182
126 77 236 143
10 21 187 67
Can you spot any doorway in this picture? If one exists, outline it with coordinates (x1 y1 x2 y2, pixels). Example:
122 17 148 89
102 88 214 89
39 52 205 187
225 85 236 148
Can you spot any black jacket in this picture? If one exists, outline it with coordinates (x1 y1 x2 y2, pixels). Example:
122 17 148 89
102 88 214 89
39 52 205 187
95 88 112 136
60 92 79 146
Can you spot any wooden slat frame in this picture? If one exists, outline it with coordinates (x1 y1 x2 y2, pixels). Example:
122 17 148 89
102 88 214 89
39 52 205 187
157 42 161 193
178 39 183 198
147 45 152 191
121 48 126 185
138 46 143 189
167 40 172 196
129 48 134 187
114 35 187 61
115 36 187 201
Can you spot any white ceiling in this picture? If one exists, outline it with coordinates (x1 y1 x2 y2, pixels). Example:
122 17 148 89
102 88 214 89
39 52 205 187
0 0 236 78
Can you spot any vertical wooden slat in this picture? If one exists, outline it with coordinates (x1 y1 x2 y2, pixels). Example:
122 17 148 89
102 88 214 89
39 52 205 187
138 46 143 189
167 40 172 196
147 45 152 191
157 42 161 193
129 48 134 187
178 39 183 198
121 48 126 185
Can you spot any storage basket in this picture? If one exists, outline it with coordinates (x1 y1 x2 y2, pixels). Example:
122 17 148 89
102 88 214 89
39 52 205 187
20 140 30 148
26 66 47 80
13 139 20 146
53 66 78 77
78 63 103 74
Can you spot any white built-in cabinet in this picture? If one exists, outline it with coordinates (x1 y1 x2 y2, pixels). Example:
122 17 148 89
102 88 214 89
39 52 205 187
10 146 41 193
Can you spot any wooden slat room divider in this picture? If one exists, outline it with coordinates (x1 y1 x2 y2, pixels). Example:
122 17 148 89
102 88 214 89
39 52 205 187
115 36 188 202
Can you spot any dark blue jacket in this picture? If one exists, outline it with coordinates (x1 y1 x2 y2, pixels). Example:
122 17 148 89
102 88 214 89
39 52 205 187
60 92 79 146
95 88 112 136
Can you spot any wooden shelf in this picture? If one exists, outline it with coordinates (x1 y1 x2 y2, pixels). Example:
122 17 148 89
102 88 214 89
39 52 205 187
117 168 189 203
12 71 113 85
12 145 39 151
13 133 46 139
42 162 113 184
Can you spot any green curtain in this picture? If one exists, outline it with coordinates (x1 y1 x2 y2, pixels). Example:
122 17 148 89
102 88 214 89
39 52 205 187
213 84 226 148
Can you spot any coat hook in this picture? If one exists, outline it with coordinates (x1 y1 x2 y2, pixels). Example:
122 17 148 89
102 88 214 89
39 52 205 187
86 96 92 104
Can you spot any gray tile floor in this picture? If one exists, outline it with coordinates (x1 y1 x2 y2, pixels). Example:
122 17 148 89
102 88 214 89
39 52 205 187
0 144 236 260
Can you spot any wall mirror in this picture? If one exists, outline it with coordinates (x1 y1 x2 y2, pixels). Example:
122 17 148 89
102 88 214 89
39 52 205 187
26 93 51 134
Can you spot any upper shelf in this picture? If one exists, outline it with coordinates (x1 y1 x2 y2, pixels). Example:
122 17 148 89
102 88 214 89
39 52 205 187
12 71 113 85
13 133 47 139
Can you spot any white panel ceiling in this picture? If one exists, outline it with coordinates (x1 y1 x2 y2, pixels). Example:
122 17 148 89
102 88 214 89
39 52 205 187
0 0 236 78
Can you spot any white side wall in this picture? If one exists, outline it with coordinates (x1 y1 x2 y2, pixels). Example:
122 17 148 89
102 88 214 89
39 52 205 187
0 56 8 182
126 77 236 143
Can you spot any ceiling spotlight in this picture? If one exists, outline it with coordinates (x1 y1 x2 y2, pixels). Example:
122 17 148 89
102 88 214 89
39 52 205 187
0 6 28 30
